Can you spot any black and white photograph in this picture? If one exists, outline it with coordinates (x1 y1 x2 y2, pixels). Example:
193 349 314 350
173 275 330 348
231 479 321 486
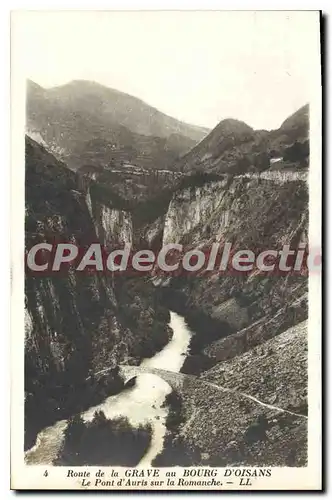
10 8 322 491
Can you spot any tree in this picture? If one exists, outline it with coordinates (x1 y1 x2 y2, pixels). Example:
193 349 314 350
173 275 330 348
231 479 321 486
254 152 270 172
234 157 251 174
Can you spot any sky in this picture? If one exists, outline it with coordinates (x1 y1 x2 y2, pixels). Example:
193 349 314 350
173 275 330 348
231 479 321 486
14 10 320 130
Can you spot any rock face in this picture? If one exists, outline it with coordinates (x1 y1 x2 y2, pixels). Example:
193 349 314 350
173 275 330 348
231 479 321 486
202 320 308 417
163 179 229 246
162 172 308 337
155 170 308 466
172 321 307 467
86 189 133 246
24 136 171 448
165 171 306 333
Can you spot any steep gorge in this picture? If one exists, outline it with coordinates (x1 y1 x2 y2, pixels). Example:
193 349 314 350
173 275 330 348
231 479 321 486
25 124 309 465
25 136 171 449
159 173 308 348
151 171 308 466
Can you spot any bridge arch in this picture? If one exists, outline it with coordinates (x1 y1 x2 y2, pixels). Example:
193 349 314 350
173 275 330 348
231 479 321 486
122 372 174 393
119 365 185 392
123 376 138 389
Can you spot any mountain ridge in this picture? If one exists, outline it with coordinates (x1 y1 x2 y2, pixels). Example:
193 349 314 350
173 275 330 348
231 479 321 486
27 79 209 139
176 104 309 174
40 79 210 137
27 79 209 171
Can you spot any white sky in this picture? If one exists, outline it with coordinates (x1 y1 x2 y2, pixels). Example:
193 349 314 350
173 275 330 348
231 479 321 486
15 10 320 130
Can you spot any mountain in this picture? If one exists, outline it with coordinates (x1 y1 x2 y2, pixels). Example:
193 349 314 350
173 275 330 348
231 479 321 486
177 105 309 174
26 80 209 171
280 104 309 133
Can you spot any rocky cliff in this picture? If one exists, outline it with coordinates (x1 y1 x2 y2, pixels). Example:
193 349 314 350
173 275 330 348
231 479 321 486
155 171 308 465
25 136 171 448
161 173 308 338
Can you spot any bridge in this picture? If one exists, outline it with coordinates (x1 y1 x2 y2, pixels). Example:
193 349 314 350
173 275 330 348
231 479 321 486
118 364 193 391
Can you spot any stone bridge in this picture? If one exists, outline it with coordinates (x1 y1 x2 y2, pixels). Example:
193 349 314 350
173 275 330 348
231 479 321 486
119 364 193 392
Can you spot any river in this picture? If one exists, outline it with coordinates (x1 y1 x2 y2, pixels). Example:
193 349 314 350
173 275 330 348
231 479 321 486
25 311 193 466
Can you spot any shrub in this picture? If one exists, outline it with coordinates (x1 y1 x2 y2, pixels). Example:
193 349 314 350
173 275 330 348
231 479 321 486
55 411 152 466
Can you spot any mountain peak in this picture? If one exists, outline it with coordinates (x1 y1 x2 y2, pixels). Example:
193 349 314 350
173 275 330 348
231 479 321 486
27 79 45 94
52 79 123 94
280 104 309 131
214 118 254 136
176 104 309 174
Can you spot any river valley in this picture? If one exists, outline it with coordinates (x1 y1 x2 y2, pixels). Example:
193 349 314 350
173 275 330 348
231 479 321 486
25 311 193 466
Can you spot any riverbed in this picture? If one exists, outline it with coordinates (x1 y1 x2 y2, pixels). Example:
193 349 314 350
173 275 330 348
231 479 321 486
25 311 193 466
